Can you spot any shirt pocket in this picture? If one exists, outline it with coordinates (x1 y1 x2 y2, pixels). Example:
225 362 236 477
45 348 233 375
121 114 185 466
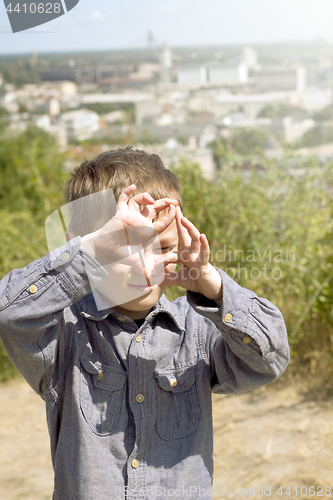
79 356 126 436
154 367 201 440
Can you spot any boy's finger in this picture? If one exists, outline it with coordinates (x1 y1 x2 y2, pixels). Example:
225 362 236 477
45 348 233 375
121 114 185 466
153 251 179 273
176 207 191 248
178 215 201 256
199 234 210 265
180 216 201 240
117 184 137 209
143 198 179 220
128 192 155 211
153 198 179 212
152 204 177 233
123 184 137 195
160 270 181 287
181 216 201 239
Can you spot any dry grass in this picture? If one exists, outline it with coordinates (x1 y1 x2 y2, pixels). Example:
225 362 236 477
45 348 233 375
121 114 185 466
1 374 333 500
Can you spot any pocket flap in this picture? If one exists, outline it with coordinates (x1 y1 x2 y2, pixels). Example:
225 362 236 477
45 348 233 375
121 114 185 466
80 356 126 391
154 367 195 393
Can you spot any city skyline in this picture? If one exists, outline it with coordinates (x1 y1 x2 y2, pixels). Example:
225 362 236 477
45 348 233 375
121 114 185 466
1 0 333 55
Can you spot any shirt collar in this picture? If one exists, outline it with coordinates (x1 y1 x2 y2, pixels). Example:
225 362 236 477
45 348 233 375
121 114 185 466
153 294 186 332
79 291 185 332
79 291 114 321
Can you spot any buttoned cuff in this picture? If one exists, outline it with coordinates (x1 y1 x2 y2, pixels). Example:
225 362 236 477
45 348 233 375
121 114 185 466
187 269 272 356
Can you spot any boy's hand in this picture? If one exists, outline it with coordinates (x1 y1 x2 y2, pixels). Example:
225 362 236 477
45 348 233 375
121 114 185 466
80 185 178 268
161 207 223 303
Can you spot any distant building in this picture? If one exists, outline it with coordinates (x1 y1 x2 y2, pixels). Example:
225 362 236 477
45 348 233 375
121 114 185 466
300 88 332 111
60 81 77 96
35 114 51 130
177 66 208 86
295 142 333 159
130 63 160 82
241 46 258 69
39 67 76 82
2 89 18 113
160 44 172 83
303 56 332 88
34 114 67 146
216 112 272 130
136 122 219 150
49 97 60 117
214 92 290 119
81 92 154 106
256 66 306 92
190 148 216 180
177 63 247 87
283 116 314 143
303 58 324 87
186 89 291 119
60 109 99 141
198 125 217 148
135 100 161 125
208 64 248 85
103 110 125 124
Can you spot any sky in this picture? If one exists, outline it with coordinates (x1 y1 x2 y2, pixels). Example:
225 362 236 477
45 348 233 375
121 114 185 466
1 0 333 54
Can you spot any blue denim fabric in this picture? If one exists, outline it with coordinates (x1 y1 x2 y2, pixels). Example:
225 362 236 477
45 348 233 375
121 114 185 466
0 238 289 500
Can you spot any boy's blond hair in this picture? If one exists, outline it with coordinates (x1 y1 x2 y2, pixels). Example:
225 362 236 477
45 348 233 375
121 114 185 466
65 147 182 204
64 147 182 237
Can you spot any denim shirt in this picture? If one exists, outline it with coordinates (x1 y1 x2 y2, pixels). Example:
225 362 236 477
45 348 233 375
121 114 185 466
0 237 289 500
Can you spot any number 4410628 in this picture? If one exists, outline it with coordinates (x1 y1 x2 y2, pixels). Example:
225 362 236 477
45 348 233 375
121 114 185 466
277 486 332 496
6 3 61 14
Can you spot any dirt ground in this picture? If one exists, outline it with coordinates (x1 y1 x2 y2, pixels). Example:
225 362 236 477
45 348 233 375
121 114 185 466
1 376 333 500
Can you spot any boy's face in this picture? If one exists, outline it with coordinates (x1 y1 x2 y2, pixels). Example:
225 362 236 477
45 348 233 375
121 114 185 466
96 219 179 319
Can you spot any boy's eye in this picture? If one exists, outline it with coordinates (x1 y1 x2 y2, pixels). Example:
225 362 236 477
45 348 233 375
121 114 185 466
151 246 173 255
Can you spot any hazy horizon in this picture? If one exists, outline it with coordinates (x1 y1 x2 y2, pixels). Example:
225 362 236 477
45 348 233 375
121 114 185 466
1 0 333 56
0 39 330 59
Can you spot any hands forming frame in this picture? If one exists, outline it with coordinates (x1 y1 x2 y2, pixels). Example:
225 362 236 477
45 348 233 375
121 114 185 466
80 185 222 304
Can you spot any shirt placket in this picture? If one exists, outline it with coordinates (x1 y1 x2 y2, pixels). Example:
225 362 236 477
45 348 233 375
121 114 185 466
126 323 152 500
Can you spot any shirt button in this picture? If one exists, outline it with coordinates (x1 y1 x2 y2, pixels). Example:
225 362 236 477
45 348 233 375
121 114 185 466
97 371 104 381
131 459 140 469
136 333 142 342
243 337 251 344
136 394 144 403
60 252 70 261
224 313 232 323
117 317 126 322
28 284 38 294
170 378 177 387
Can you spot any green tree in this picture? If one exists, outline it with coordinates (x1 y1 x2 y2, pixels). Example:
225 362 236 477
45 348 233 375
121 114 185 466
296 125 333 148
170 156 333 391
0 126 66 380
209 128 270 160
312 104 333 122
0 126 66 219
257 103 293 119
231 128 270 155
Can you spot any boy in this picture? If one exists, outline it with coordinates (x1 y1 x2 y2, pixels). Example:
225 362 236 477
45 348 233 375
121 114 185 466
0 148 289 500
